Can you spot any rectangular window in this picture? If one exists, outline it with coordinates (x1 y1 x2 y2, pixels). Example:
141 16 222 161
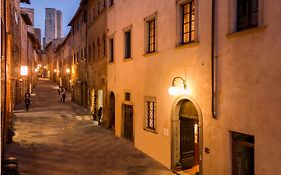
146 101 155 130
125 92 131 101
182 1 195 44
237 0 258 31
147 19 156 53
124 30 131 59
232 132 254 175
109 38 114 62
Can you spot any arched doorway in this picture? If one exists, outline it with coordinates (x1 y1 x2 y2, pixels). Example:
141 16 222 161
109 92 115 129
171 96 202 174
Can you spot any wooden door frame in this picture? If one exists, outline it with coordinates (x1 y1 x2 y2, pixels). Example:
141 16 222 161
171 95 203 174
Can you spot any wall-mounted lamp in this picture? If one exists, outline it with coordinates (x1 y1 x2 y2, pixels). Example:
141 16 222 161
168 76 191 96
20 66 28 76
35 68 38 72
19 77 23 82
66 68 70 74
54 69 57 73
43 66 47 69
37 64 41 67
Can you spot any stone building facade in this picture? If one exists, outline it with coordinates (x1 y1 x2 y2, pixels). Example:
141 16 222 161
68 2 88 107
1 0 39 160
86 0 108 125
45 0 281 174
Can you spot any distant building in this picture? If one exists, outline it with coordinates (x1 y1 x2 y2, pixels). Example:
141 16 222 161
44 8 63 48
34 28 41 47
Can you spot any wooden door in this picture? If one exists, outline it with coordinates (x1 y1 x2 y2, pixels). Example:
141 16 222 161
123 104 133 142
180 117 195 169
109 92 115 128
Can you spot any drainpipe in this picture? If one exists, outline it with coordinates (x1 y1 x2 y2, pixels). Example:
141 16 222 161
211 0 216 118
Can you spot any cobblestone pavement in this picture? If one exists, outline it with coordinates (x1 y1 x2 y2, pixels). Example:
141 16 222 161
5 78 174 175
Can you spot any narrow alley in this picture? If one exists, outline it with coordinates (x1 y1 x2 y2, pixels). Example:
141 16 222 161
5 78 173 175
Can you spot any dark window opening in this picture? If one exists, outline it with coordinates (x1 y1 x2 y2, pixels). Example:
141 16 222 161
125 92 130 101
232 131 255 175
125 30 131 59
237 0 258 31
109 38 114 62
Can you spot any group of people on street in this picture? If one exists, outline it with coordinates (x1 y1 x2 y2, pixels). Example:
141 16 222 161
57 86 66 102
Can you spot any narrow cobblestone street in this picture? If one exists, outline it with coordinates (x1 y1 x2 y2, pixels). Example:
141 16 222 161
5 78 173 175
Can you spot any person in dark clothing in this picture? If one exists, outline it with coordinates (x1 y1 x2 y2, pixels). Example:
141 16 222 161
25 97 31 111
62 93 66 102
97 107 103 125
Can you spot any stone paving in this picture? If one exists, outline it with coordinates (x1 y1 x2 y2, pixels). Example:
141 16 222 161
5 78 174 175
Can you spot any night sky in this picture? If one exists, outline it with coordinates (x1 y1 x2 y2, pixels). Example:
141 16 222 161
21 0 80 38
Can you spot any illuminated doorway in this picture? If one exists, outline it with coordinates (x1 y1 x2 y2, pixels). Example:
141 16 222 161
171 98 202 174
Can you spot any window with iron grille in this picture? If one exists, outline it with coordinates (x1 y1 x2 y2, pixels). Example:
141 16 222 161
232 132 254 175
182 1 195 44
146 101 155 130
147 19 156 53
237 0 258 31
109 38 114 62
124 30 131 59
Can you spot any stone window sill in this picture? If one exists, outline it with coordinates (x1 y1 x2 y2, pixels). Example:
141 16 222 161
144 51 158 57
176 41 199 49
123 57 133 61
227 26 267 38
144 128 157 134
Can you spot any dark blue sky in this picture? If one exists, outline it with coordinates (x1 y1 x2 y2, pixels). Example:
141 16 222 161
21 0 80 38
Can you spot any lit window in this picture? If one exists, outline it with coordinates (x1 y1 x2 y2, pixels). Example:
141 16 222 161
182 1 195 44
147 18 156 53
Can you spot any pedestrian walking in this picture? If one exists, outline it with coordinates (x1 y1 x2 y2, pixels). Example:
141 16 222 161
97 107 103 125
62 92 66 102
25 97 31 111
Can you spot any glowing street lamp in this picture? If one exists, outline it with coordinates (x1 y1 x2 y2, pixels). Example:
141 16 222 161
66 68 70 74
20 66 28 76
168 76 190 96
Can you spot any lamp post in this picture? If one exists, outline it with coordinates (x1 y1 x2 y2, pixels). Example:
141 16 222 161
168 76 191 96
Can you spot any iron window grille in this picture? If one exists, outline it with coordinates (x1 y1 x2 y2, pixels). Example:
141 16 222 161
147 19 156 53
146 101 155 130
182 0 195 44
237 0 258 31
